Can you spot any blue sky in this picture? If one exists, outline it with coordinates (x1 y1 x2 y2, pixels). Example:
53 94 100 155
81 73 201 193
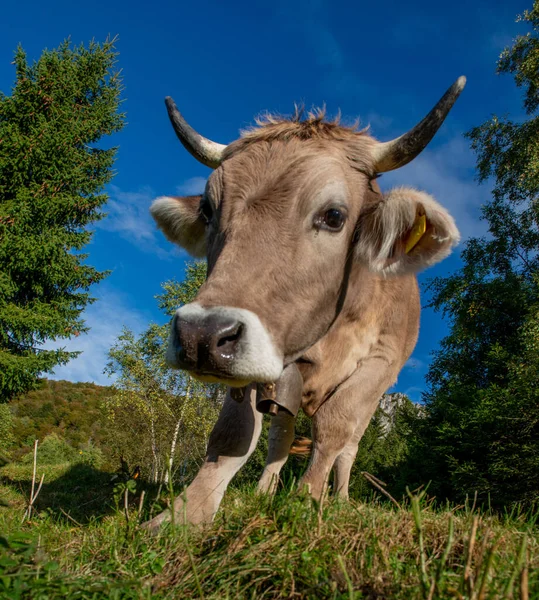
0 0 529 400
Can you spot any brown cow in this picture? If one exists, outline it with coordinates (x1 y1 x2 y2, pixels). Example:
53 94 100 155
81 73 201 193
143 77 465 531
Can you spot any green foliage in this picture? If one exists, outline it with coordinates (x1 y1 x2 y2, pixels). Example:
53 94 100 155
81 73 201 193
20 433 76 466
104 262 221 484
77 439 105 469
349 395 420 499
411 2 539 508
0 38 125 402
264 394 420 502
15 432 104 469
468 2 539 205
0 461 115 523
155 261 207 317
6 379 111 462
0 405 14 453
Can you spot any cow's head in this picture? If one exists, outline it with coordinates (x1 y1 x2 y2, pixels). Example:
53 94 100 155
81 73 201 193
151 78 464 386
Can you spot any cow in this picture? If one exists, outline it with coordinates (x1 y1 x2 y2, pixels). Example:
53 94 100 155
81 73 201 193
143 77 465 532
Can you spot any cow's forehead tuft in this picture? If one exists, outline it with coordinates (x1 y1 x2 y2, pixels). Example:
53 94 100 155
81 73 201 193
223 108 372 159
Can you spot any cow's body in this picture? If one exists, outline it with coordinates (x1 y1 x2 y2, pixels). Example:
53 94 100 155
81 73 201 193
143 80 465 531
298 266 420 418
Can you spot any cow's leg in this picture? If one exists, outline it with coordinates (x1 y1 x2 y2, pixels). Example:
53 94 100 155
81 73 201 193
257 411 296 494
332 420 366 499
299 357 397 500
142 385 262 532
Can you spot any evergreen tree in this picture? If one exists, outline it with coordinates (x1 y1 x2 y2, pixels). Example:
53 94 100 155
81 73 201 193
412 3 539 507
0 39 124 402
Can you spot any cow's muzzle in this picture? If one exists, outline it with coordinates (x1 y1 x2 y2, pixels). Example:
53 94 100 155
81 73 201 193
166 303 283 385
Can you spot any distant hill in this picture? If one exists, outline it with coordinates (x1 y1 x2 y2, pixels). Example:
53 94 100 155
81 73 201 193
7 379 112 460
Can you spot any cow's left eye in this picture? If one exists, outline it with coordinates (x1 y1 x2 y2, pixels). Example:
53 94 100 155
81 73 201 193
200 198 213 224
315 208 346 232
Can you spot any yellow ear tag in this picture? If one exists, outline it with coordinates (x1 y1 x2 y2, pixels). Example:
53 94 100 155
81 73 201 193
404 211 427 254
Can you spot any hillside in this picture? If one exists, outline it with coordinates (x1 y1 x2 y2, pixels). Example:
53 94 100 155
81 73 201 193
6 379 112 460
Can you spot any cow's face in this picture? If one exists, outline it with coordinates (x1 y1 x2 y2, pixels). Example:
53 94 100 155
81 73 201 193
151 79 465 385
154 138 376 385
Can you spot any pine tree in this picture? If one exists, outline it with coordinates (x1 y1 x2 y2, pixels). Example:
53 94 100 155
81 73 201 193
0 39 125 401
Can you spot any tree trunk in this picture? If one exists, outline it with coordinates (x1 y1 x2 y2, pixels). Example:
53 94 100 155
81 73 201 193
149 406 159 484
164 382 191 485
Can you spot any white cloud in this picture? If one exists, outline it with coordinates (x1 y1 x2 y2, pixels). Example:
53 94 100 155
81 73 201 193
176 176 207 196
96 181 204 258
43 289 151 386
96 184 173 257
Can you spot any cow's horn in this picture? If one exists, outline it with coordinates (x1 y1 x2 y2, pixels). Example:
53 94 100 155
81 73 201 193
165 97 227 169
371 76 466 173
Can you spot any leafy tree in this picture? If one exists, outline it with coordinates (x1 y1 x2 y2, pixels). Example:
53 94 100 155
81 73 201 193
19 432 89 466
104 262 221 484
0 39 125 402
155 261 207 315
410 3 539 508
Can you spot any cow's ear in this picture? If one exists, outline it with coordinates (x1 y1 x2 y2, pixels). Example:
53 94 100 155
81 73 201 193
355 187 460 275
150 195 207 258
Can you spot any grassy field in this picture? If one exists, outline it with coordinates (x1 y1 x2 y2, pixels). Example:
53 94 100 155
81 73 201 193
0 461 537 599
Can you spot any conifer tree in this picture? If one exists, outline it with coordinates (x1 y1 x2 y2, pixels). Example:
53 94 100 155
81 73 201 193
0 39 124 401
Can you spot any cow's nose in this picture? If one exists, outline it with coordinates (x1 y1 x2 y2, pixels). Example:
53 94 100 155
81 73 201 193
209 317 244 358
174 313 244 372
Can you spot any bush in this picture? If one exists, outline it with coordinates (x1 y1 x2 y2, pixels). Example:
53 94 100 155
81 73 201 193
21 433 78 466
0 404 14 452
77 440 105 469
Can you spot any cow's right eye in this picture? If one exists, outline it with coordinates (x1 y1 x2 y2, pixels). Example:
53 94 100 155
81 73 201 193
323 208 345 231
314 207 347 232
200 199 213 224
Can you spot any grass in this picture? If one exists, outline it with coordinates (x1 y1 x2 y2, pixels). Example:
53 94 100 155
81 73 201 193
0 462 537 599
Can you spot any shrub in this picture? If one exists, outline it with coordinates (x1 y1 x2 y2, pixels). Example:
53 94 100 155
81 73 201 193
21 433 78 466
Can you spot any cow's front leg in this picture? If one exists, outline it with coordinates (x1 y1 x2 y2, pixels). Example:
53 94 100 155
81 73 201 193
299 356 399 500
257 411 296 494
142 385 262 532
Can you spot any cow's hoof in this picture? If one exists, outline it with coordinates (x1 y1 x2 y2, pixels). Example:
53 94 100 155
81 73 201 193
140 511 171 535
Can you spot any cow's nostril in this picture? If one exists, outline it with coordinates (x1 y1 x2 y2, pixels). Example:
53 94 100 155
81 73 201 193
217 324 243 348
174 313 246 372
214 323 243 359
